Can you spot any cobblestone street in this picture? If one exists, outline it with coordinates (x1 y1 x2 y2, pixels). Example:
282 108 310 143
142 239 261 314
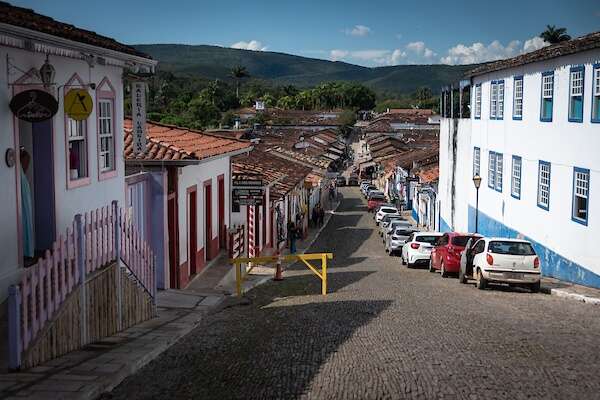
104 188 600 400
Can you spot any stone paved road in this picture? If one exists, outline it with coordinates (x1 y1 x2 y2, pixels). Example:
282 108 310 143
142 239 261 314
104 188 600 400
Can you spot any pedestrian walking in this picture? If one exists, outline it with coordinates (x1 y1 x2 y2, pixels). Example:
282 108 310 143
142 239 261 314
318 205 325 227
288 221 297 254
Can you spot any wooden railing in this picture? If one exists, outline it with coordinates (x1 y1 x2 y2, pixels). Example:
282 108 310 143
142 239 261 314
8 200 156 370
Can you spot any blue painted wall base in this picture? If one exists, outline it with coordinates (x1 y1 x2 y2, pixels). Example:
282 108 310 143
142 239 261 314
467 206 600 289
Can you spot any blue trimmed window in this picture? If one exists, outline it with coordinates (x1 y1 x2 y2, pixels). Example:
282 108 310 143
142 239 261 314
489 80 505 119
569 66 584 122
540 71 554 122
592 64 600 123
511 156 522 199
473 147 480 176
537 161 551 210
513 76 523 120
488 151 496 188
572 167 590 225
495 153 503 191
474 84 482 119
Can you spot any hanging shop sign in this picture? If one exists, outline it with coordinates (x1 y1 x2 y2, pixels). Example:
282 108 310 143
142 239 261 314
9 89 58 122
132 82 147 154
64 89 93 120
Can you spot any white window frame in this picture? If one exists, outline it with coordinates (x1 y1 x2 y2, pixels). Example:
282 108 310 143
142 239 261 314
511 156 521 199
488 152 496 189
569 67 584 122
594 65 600 122
537 161 551 210
541 72 554 121
490 82 498 119
474 84 482 119
497 80 505 119
513 77 523 119
495 153 503 191
473 147 480 176
98 99 115 173
67 118 89 182
572 168 590 225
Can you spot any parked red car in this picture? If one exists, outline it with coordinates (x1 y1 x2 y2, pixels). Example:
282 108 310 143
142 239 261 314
367 193 386 212
430 232 482 277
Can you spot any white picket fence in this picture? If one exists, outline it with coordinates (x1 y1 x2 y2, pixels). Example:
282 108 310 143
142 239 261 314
8 200 155 370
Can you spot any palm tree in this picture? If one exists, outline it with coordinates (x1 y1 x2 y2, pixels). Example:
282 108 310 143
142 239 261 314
540 25 571 44
230 66 250 99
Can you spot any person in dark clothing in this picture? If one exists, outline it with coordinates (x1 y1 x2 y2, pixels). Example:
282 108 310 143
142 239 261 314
288 221 297 253
318 205 325 227
311 206 318 228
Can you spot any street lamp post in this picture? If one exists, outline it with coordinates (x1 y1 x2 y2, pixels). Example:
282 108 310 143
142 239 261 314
472 174 482 233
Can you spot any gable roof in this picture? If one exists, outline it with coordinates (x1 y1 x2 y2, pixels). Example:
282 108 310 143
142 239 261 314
124 119 252 162
0 1 151 59
468 31 600 77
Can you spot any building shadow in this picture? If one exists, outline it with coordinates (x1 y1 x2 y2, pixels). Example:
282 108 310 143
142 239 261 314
105 298 393 400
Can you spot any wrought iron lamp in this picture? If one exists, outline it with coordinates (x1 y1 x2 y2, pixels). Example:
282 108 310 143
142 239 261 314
39 54 55 87
472 174 482 233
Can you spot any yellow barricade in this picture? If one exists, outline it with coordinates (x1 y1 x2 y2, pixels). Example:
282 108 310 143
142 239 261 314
229 253 333 296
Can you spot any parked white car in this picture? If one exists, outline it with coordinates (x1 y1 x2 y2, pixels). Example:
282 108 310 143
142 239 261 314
385 226 417 256
375 207 399 225
381 219 411 240
401 232 443 268
460 237 541 292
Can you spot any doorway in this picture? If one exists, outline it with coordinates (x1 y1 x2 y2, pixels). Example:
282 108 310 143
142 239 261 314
18 119 55 262
167 192 179 288
187 187 198 276
204 181 212 261
218 176 225 249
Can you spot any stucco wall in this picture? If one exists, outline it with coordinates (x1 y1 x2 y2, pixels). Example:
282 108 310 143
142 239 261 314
440 48 600 287
0 45 128 301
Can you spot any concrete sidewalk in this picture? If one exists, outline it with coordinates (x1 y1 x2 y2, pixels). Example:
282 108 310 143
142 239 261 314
0 290 225 400
542 277 600 305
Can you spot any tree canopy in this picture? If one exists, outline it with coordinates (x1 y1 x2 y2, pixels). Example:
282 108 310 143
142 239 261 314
540 25 571 44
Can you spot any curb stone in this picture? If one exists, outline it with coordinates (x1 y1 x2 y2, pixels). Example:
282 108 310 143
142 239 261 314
541 287 600 305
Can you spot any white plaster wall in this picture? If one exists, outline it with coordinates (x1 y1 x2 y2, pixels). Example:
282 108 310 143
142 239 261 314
469 49 600 274
0 47 20 301
0 45 128 301
177 157 230 264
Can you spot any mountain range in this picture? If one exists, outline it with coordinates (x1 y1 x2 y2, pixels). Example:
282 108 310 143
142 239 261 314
134 44 476 95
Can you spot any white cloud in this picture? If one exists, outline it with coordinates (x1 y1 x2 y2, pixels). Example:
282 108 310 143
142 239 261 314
440 36 549 65
406 41 436 60
344 25 371 37
231 40 268 51
523 36 549 53
330 49 349 61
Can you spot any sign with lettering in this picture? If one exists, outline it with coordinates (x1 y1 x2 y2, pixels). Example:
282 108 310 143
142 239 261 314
9 89 58 122
132 82 147 154
64 89 93 120
232 178 263 188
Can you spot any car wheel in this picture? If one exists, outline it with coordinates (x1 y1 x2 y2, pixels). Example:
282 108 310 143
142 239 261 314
428 257 435 273
388 250 394 257
440 262 448 278
530 281 541 293
401 255 407 265
476 269 487 290
459 266 467 284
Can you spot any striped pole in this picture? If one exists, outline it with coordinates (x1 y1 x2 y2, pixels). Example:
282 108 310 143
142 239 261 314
248 206 255 258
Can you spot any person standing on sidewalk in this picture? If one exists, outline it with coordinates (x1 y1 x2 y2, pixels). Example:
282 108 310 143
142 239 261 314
288 220 297 254
318 204 325 227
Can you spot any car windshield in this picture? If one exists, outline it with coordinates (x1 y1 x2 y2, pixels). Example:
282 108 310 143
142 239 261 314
416 235 440 245
395 229 414 236
380 208 397 213
451 235 479 247
370 195 385 200
488 241 536 255
383 215 401 222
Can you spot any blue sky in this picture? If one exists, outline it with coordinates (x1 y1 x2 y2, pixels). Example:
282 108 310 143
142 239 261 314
10 0 600 67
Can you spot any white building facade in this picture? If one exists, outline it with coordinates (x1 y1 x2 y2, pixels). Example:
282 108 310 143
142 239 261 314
0 13 155 302
439 33 600 288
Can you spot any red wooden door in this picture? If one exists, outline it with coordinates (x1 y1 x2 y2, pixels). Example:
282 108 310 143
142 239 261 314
205 182 213 260
188 188 198 276
167 193 179 288
218 176 225 249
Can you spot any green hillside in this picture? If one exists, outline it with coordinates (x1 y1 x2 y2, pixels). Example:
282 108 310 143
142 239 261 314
134 44 474 95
